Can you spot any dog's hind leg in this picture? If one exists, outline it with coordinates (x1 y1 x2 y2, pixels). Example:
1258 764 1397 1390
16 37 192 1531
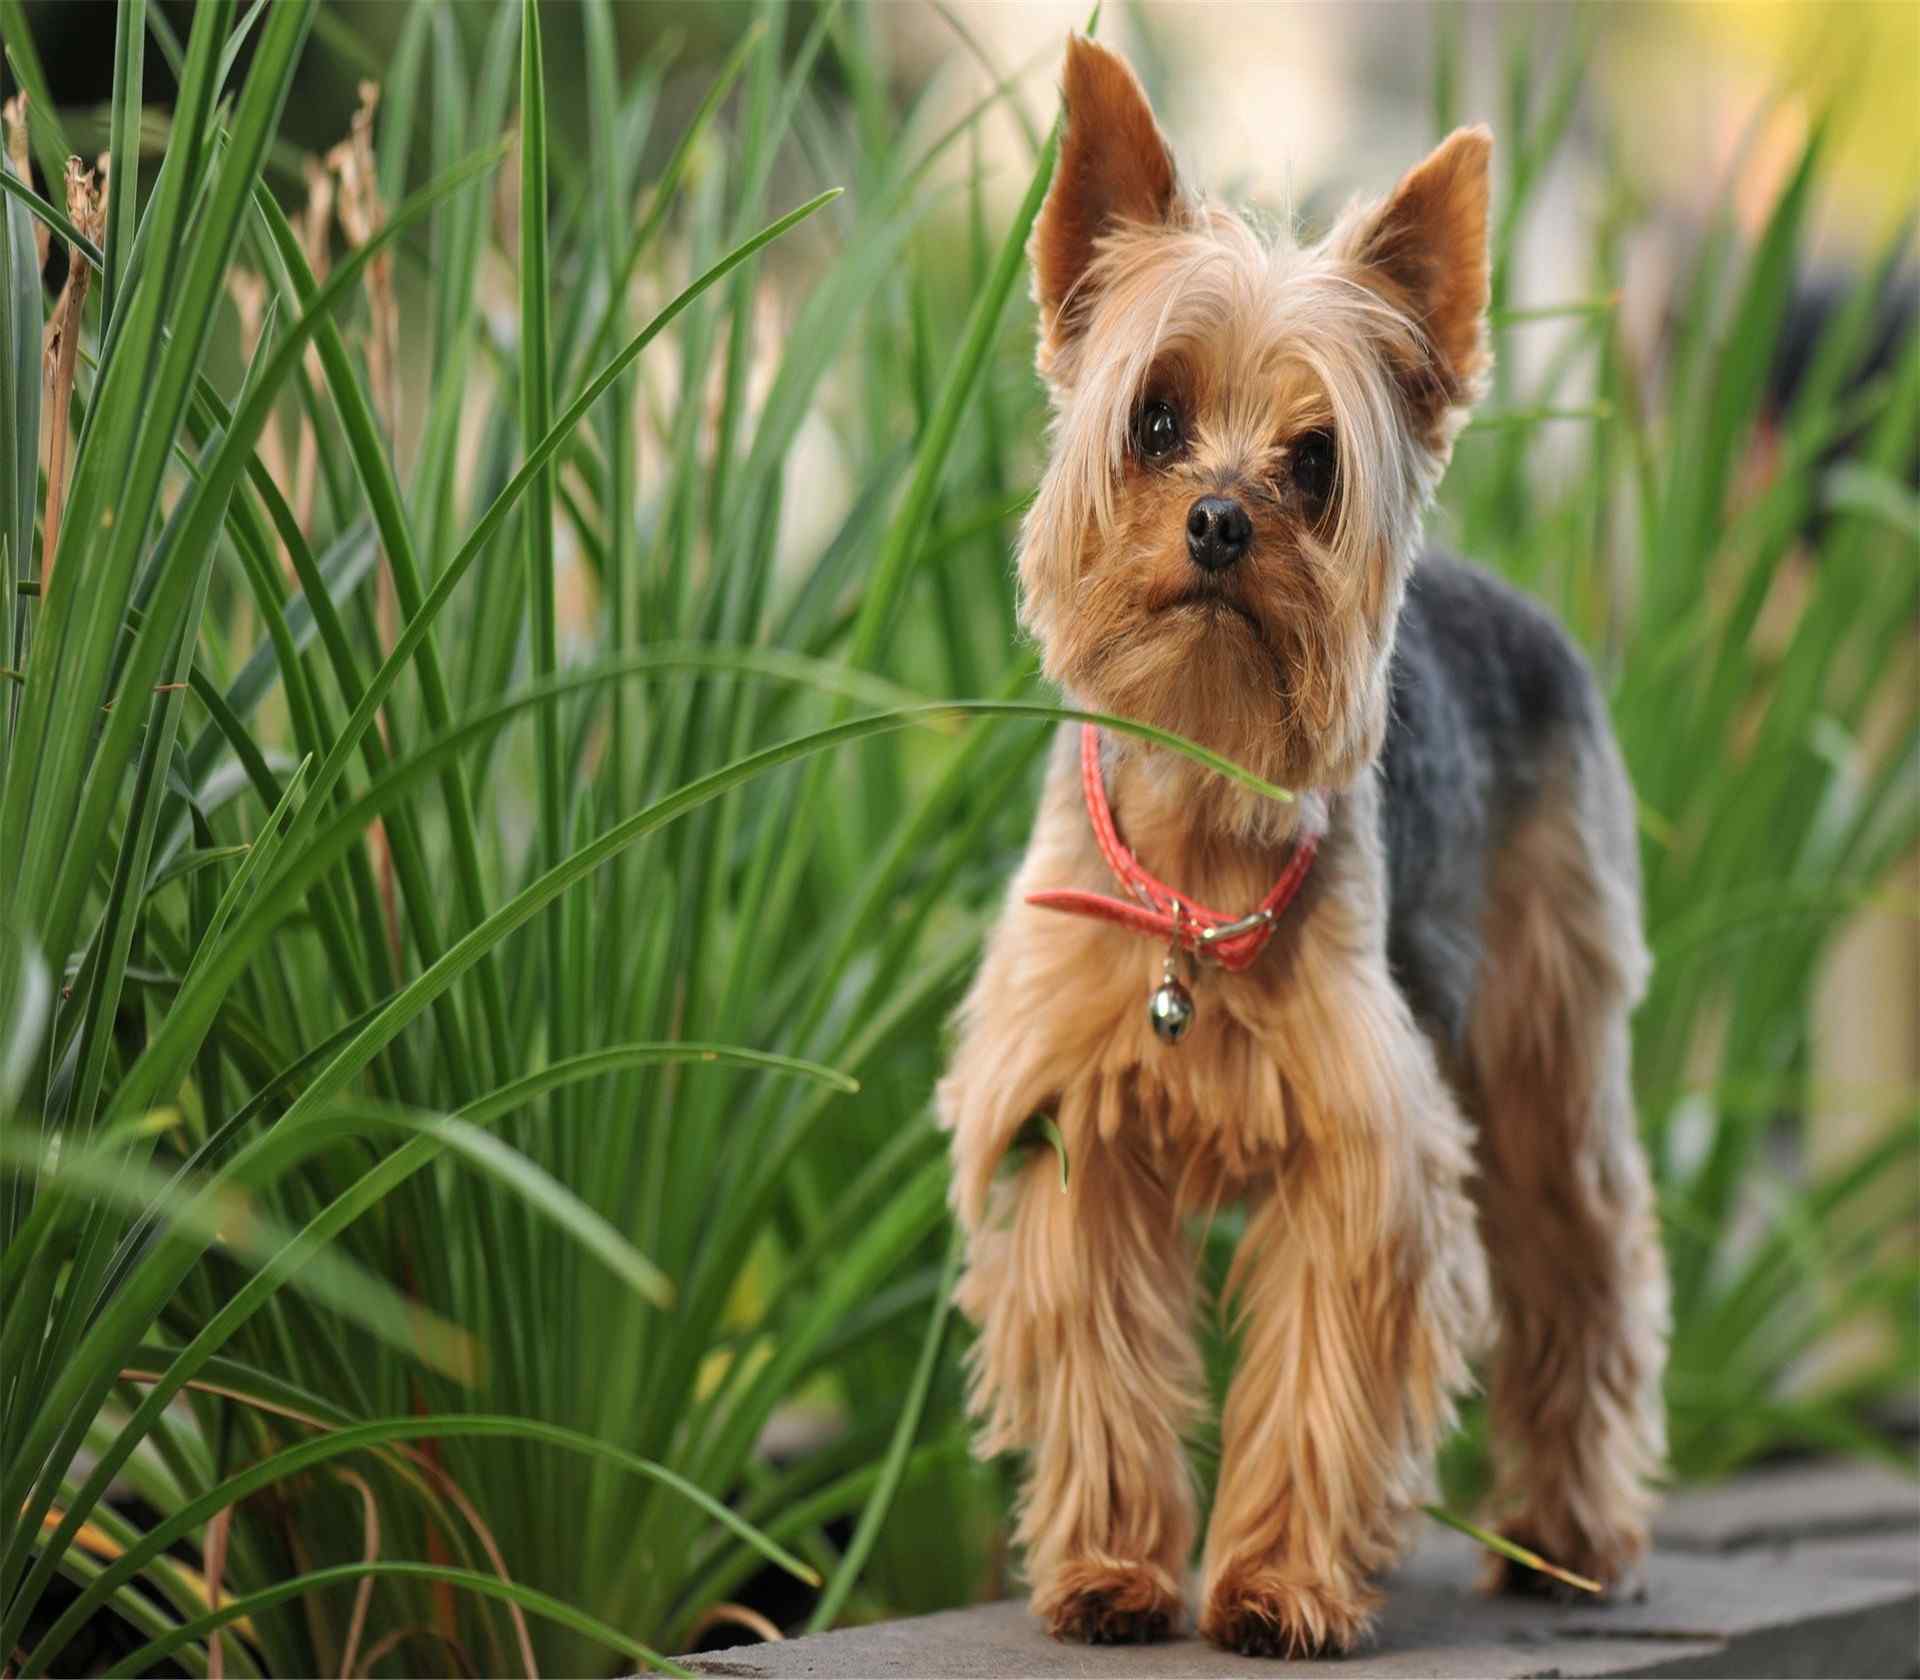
1468 743 1669 1597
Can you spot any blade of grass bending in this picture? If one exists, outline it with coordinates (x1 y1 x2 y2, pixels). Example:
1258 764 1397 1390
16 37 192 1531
805 1225 964 1630
215 0 271 92
101 1561 689 1680
1015 1114 1070 1191
1421 1505 1601 1595
0 1129 486 1605
36 569 222 1436
0 164 98 258
741 77 1061 1056
78 1001 415 1329
425 1109 676 1304
141 846 242 895
0 1126 477 1368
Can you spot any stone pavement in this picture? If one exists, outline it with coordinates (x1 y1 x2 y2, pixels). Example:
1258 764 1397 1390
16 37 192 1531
679 1462 1918 1679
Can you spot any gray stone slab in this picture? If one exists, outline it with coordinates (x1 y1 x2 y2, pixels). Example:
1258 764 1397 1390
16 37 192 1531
1652 1460 1919 1553
680 1537 1915 1678
679 1470 1920 1679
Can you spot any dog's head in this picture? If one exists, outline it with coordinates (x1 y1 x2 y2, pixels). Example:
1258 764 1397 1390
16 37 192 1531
1019 38 1491 796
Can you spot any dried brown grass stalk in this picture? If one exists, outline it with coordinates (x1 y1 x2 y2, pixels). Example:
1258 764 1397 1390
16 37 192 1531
685 1603 786 1646
228 266 295 596
332 1468 382 1679
326 82 396 446
41 157 105 588
355 1626 478 1677
204 1505 233 1680
293 155 335 538
2 93 47 271
282 1493 340 1679
119 1367 539 1679
322 83 406 966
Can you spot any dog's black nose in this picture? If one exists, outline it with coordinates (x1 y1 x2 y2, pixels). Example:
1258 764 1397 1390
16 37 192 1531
1186 496 1251 571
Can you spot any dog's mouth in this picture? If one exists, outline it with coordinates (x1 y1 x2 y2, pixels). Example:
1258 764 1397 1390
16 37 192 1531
1165 587 1263 638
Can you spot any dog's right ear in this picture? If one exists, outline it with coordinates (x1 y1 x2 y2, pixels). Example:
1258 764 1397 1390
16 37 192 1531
1031 37 1182 365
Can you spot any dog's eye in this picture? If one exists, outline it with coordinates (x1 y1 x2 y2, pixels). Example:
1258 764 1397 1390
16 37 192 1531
1291 429 1337 512
1136 399 1182 462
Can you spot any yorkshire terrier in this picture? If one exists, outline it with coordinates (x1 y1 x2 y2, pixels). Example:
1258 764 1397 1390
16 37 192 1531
938 38 1669 1659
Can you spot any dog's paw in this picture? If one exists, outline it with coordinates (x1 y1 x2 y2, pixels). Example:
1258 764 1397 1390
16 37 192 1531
1038 1561 1183 1645
1479 1525 1648 1605
1199 1569 1377 1659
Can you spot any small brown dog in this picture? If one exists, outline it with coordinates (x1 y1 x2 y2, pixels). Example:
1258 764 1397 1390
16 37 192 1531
938 38 1669 1659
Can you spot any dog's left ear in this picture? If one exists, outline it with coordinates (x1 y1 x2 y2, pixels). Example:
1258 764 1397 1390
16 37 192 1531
1335 126 1493 410
1031 37 1184 368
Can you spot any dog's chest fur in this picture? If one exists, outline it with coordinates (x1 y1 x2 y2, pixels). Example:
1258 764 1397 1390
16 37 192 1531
1026 554 1599 1198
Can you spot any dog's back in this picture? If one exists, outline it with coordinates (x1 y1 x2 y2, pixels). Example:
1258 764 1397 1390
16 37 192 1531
1380 552 1631 1055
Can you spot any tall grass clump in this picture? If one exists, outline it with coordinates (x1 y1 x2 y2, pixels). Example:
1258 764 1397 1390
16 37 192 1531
1 2 1913 1674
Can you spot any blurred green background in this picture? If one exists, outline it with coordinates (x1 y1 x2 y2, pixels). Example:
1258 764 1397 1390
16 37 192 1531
1 2 1913 1675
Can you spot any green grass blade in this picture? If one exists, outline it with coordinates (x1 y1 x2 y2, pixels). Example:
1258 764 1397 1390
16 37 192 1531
0 0 73 187
0 106 38 713
1423 1505 1601 1595
101 0 146 324
804 1226 962 1630
518 0 566 1081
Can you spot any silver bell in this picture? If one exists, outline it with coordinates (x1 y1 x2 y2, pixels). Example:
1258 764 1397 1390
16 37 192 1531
1149 975 1195 1043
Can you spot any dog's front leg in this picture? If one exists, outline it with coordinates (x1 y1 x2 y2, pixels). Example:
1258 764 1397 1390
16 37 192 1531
955 1131 1200 1643
1199 972 1490 1657
939 739 1204 1641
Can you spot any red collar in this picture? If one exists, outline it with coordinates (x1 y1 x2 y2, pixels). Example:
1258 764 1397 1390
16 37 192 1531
1025 724 1321 973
